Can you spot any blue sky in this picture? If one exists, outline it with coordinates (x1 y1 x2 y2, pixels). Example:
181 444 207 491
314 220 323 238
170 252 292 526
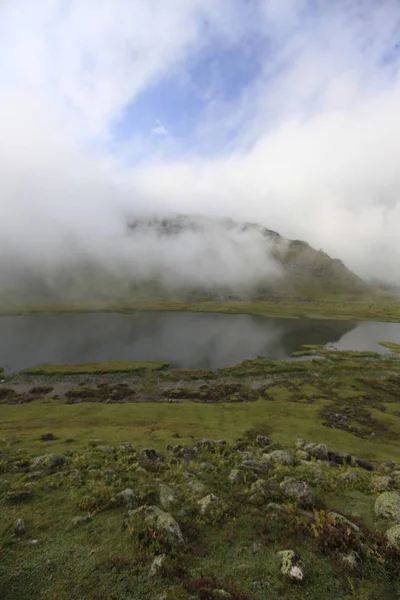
1 0 400 282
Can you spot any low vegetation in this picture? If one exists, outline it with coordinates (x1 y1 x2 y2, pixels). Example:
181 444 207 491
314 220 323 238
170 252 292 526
23 361 168 375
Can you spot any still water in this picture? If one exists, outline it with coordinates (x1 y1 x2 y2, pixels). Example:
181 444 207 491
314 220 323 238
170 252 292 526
0 312 400 372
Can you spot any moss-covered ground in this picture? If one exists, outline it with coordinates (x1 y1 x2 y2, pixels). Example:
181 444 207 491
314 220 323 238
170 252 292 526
1 347 400 599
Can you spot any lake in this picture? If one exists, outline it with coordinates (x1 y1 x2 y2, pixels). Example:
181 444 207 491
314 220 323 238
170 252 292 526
0 312 400 372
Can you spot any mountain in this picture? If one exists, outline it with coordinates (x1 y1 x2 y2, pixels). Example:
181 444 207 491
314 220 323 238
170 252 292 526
0 213 370 310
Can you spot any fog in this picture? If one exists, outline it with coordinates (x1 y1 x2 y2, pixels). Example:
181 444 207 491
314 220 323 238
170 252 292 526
1 0 400 297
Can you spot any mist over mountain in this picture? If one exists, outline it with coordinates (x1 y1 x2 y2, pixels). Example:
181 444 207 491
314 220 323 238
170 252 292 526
0 213 369 310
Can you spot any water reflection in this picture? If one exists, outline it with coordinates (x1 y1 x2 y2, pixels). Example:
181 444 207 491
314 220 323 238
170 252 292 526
0 312 399 372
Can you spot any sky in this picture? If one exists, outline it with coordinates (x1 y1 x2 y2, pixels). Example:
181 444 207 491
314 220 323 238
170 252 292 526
1 0 400 284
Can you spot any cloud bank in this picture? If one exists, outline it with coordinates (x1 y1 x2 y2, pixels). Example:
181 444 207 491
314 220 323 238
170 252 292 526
1 0 400 290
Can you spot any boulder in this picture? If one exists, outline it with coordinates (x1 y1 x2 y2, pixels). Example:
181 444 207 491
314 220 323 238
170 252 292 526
372 476 393 492
375 492 400 521
262 450 294 466
328 451 351 466
378 461 397 474
198 493 219 515
350 456 373 471
336 471 360 485
228 469 242 484
280 478 316 508
386 524 400 549
134 506 184 546
187 478 207 496
256 435 272 447
119 443 135 453
327 512 361 535
296 450 309 461
118 488 136 509
32 453 66 470
277 550 305 581
139 448 164 464
304 443 328 461
240 460 270 474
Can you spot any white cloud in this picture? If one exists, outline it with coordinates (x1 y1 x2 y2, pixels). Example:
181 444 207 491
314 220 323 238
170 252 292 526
1 0 400 290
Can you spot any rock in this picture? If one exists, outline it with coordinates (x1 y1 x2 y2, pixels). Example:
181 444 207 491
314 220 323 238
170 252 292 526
392 471 400 488
296 438 306 450
135 466 147 476
375 491 400 521
350 456 373 471
340 551 359 570
296 450 309 461
32 453 66 470
280 478 316 508
372 476 393 492
27 539 39 546
262 450 294 466
71 516 90 525
118 488 136 509
336 471 360 485
256 435 272 447
159 484 176 511
328 451 351 466
39 433 56 441
198 493 219 515
304 443 329 461
15 518 26 535
138 448 164 469
195 439 226 452
379 461 397 474
240 460 270 474
187 478 207 496
119 443 135 453
277 550 305 581
228 469 242 484
327 512 361 535
266 502 284 514
149 554 166 577
212 591 231 599
298 461 324 482
135 506 184 546
238 451 254 461
386 524 400 548
252 542 262 554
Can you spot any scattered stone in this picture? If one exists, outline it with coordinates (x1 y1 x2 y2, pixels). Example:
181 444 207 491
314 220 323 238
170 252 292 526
262 450 294 466
194 439 226 451
39 433 56 441
252 542 262 554
386 524 400 549
198 493 219 515
277 550 305 581
340 551 359 570
303 443 329 461
135 506 184 546
266 502 284 514
212 591 231 599
256 435 272 447
135 466 147 476
71 516 90 526
392 471 400 488
298 461 324 482
149 554 166 577
27 539 39 546
159 484 176 511
296 438 306 450
118 488 136 509
119 443 135 453
139 447 164 467
96 446 114 454
187 478 207 495
328 451 351 466
240 460 270 474
238 451 254 461
280 478 316 508
15 518 26 535
296 450 309 461
350 456 373 471
336 471 360 485
228 469 242 484
328 512 361 535
375 491 400 521
32 453 66 470
379 461 397 474
372 476 393 492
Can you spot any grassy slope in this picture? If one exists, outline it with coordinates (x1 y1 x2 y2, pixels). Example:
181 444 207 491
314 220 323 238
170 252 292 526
23 361 168 375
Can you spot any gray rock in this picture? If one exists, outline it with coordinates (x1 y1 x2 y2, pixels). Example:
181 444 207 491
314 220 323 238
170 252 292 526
15 518 26 535
71 516 90 525
159 484 176 511
296 438 306 450
198 493 219 515
134 506 184 546
135 466 147 476
296 450 309 461
266 502 284 513
118 488 136 509
119 443 135 453
304 443 329 461
328 512 361 534
32 453 66 470
328 451 351 466
187 478 207 495
139 447 164 464
372 476 393 492
240 460 270 474
262 450 294 466
392 471 400 488
280 478 316 508
27 539 39 546
386 524 400 548
378 461 397 474
228 469 242 484
350 456 373 471
375 491 400 521
277 550 305 581
336 471 360 485
238 451 254 461
340 551 359 570
256 435 272 447
149 554 166 577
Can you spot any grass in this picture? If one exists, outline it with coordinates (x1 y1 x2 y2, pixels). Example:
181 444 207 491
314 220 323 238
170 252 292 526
23 361 168 375
379 341 400 353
